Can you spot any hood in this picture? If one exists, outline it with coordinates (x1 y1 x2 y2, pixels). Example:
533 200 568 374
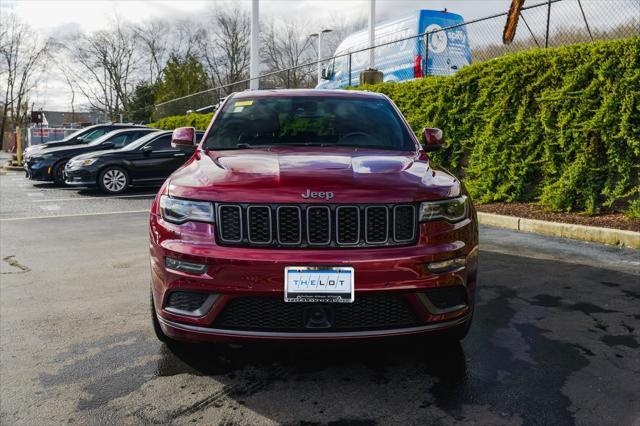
35 144 94 156
29 139 77 152
168 147 461 203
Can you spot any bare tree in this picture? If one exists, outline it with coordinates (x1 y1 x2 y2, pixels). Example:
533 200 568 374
171 19 206 59
201 6 250 94
66 19 139 120
261 20 316 89
133 19 171 85
0 12 50 146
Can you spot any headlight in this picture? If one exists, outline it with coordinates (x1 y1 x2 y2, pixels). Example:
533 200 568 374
419 195 468 223
69 158 97 167
160 195 215 224
30 153 53 162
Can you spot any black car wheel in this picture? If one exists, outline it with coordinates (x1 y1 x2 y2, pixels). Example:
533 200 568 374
98 166 129 194
52 161 67 186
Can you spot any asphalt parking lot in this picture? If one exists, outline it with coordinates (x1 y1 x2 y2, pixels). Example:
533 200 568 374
1 170 639 425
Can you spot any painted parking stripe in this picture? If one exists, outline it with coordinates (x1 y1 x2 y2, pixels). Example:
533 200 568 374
26 192 45 197
0 209 149 222
31 194 156 203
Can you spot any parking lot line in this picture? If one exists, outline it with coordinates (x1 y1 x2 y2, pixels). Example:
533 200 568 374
0 209 149 222
31 194 156 203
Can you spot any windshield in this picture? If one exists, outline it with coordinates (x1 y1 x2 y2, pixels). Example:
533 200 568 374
203 96 416 151
121 131 166 150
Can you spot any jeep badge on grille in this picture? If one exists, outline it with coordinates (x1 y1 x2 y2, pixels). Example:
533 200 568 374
301 189 334 200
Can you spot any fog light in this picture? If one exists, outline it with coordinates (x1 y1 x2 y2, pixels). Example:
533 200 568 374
165 257 207 275
427 256 466 273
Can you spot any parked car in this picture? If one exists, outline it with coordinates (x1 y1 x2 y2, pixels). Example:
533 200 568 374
317 9 471 89
65 130 204 194
25 128 156 185
23 123 149 158
149 89 478 345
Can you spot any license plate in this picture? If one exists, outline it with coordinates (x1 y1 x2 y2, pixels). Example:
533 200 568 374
285 266 354 303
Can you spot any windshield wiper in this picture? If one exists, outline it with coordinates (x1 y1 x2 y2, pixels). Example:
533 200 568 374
278 142 339 147
235 143 272 149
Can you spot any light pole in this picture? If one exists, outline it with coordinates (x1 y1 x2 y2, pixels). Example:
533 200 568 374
309 29 332 86
250 0 260 90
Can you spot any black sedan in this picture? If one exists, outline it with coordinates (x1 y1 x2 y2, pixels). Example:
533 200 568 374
23 123 149 158
25 128 156 185
64 130 204 194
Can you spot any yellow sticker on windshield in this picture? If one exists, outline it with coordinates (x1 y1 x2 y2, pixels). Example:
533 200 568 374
235 100 253 106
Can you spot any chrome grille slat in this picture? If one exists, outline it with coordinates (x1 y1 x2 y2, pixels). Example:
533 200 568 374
215 203 417 248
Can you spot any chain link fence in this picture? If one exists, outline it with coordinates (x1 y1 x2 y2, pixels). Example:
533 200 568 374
155 0 640 119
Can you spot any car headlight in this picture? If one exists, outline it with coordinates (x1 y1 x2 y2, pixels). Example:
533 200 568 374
419 195 468 223
160 195 215 224
69 158 97 167
30 153 53 162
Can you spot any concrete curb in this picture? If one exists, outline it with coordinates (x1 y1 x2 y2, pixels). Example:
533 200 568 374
478 212 640 249
1 160 24 171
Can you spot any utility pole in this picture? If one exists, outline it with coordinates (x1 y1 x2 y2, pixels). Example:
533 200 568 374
250 0 260 90
359 0 383 85
368 0 375 69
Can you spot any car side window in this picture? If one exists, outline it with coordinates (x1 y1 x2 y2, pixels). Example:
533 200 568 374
144 135 172 151
83 128 108 142
109 134 130 148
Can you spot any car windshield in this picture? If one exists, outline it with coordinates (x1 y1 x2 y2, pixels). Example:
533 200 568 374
203 96 416 151
121 131 167 150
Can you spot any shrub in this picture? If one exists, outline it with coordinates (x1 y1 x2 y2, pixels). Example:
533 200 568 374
357 37 639 215
148 112 214 131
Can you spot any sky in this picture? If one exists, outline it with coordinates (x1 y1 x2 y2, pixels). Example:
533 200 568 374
1 0 638 112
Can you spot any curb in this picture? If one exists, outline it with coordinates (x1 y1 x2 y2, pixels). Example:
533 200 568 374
478 212 640 249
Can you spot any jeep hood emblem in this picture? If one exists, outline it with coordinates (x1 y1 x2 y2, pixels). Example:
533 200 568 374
301 189 334 200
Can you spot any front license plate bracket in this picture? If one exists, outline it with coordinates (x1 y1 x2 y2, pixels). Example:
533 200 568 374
284 266 354 303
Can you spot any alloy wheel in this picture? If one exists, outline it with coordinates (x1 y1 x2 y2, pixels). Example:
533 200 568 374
102 169 127 192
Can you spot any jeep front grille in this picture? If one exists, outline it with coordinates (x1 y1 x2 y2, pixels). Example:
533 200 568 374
215 203 417 248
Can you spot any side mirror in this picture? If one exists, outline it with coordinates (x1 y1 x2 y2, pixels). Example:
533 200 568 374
100 142 114 149
141 145 153 155
321 68 328 80
421 127 444 152
171 127 196 150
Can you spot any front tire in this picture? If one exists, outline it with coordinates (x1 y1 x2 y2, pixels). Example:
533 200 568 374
443 316 473 341
52 161 67 186
151 290 170 343
98 166 129 194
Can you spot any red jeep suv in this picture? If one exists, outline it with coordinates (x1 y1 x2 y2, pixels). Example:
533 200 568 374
149 90 478 344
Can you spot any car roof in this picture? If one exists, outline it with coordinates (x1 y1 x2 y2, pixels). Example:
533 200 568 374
231 89 386 100
104 127 157 135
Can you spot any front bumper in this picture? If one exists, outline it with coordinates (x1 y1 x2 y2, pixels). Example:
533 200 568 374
24 159 54 181
159 313 472 342
64 166 98 186
150 212 479 343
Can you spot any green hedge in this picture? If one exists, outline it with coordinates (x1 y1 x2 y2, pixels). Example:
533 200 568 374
358 37 640 216
149 112 214 131
149 37 640 216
